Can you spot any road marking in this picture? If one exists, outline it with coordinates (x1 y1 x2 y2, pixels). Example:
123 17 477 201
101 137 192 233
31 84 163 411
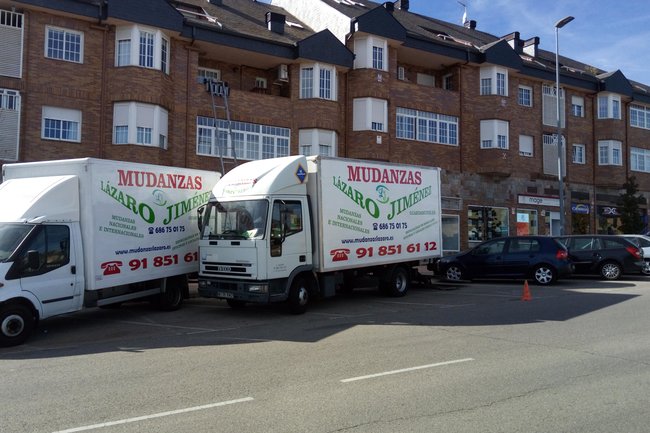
341 358 474 383
51 397 254 433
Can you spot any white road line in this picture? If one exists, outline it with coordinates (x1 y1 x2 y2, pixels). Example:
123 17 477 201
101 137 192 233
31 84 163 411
341 358 474 383
51 397 254 433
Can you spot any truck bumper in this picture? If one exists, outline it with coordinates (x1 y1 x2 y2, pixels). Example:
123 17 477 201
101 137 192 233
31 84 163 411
198 278 278 303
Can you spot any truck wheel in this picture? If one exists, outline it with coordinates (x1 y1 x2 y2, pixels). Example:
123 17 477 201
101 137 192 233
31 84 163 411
382 266 410 297
288 276 310 314
158 277 186 311
0 303 36 347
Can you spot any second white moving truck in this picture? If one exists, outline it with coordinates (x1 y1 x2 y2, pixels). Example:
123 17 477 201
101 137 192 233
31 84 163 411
197 155 442 313
0 158 219 346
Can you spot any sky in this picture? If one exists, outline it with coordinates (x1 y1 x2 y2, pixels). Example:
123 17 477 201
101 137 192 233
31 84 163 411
407 0 650 85
262 0 650 86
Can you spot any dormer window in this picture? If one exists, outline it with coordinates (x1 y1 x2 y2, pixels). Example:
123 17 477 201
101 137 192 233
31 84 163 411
354 36 387 71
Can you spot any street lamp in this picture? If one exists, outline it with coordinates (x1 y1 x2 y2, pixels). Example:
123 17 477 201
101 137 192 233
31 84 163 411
555 15 574 236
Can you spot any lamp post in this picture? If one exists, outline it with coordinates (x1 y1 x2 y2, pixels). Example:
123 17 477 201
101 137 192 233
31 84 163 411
555 15 574 236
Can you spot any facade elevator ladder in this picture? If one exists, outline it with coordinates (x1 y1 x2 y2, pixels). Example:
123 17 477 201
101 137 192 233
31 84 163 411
204 78 237 174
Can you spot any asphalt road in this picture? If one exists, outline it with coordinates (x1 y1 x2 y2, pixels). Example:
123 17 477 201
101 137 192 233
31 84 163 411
2 275 649 433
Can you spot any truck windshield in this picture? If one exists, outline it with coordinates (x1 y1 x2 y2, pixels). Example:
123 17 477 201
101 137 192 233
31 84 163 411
202 200 268 240
0 224 35 262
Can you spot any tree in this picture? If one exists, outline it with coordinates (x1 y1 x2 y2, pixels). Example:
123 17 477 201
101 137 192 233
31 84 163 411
618 176 645 234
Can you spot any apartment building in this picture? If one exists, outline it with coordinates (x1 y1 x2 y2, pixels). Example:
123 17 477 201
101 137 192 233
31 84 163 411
2 0 650 251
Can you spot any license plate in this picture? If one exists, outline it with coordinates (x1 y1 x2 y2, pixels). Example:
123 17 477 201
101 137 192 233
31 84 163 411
217 291 234 299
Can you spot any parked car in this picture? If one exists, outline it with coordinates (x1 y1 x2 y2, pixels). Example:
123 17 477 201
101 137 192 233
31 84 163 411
554 235 645 280
620 234 650 275
435 236 572 285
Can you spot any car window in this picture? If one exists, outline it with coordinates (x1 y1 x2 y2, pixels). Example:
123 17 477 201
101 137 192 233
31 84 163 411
634 237 650 248
625 237 640 247
603 238 626 249
573 237 596 250
508 238 540 253
474 239 506 255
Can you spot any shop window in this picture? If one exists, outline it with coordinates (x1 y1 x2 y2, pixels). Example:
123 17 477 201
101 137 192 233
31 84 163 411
515 209 538 235
468 206 509 243
442 215 460 253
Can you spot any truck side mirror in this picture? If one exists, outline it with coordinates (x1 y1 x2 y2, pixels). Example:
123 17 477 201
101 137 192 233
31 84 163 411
197 205 205 232
27 250 40 270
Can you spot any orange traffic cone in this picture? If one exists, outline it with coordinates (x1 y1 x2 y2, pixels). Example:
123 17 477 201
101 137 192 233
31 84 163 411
521 280 532 301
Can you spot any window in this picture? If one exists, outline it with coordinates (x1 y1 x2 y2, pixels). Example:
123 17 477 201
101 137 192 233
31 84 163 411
197 116 289 160
518 86 532 107
519 135 533 157
480 120 509 149
353 36 388 71
299 129 337 156
598 140 622 165
572 144 586 164
441 215 460 253
443 74 453 90
631 147 650 173
0 88 21 161
353 97 387 132
113 102 168 149
479 66 508 96
255 77 267 89
571 96 584 117
12 225 70 277
115 25 170 74
271 200 303 257
300 63 337 100
198 67 221 82
468 206 509 242
42 106 81 142
630 104 650 129
45 27 83 63
598 93 621 119
416 73 434 87
542 134 566 176
0 9 24 78
396 107 458 145
515 209 538 235
542 84 565 127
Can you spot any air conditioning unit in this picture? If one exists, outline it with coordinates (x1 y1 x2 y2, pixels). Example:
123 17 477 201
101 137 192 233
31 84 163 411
278 64 289 82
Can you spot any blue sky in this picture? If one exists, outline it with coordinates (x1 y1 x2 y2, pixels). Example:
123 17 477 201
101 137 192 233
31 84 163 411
263 0 650 86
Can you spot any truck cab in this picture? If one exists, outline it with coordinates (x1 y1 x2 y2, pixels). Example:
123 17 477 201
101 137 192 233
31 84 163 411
197 156 314 313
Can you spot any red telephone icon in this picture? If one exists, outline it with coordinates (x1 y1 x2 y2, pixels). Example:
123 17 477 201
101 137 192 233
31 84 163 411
330 248 350 262
101 260 123 276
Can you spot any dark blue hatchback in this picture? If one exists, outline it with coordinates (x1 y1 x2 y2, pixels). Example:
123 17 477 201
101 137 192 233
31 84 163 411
436 236 573 285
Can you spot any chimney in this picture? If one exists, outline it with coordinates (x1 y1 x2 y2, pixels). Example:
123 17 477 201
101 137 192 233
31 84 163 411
523 37 540 57
464 19 476 30
504 32 522 53
266 11 285 35
384 2 394 13
395 0 409 11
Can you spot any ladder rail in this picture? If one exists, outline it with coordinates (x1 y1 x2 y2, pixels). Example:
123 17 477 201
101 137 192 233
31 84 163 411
205 79 238 173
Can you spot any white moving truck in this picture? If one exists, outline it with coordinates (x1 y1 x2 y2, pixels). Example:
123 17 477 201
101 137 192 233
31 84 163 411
0 158 219 346
197 155 442 313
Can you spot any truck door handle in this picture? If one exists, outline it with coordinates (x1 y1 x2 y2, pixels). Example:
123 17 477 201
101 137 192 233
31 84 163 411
71 265 76 274
299 255 306 262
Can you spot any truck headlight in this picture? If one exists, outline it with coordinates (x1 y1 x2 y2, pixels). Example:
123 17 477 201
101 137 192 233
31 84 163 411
248 284 268 294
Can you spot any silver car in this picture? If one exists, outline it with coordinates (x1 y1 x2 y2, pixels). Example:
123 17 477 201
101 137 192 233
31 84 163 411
621 234 650 275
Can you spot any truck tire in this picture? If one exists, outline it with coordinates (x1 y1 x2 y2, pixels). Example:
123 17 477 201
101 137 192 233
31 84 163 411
288 276 310 314
226 299 246 309
0 303 36 347
157 276 186 311
381 265 410 297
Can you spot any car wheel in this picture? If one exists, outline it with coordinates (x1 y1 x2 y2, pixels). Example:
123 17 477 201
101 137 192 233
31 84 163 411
444 264 464 281
600 261 622 280
532 265 556 285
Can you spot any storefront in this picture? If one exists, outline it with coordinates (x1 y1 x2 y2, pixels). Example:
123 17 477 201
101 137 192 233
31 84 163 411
571 203 591 234
517 194 559 236
596 205 621 234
